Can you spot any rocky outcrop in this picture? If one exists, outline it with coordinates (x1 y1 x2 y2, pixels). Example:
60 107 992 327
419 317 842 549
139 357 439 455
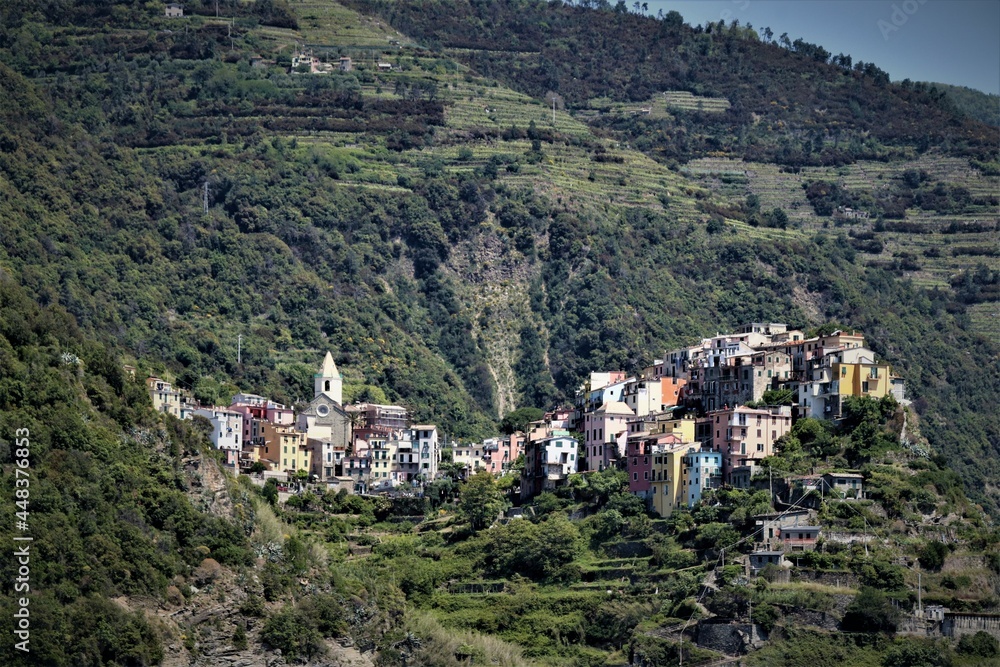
694 620 767 655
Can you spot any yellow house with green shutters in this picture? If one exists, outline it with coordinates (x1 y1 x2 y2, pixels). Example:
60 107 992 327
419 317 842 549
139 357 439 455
650 442 694 518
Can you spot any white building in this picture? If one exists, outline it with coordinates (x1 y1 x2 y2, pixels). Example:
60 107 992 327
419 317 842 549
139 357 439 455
412 425 440 481
314 351 343 405
193 407 244 468
681 447 723 507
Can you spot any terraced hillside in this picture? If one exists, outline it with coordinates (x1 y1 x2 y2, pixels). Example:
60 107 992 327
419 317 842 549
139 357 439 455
0 0 998 511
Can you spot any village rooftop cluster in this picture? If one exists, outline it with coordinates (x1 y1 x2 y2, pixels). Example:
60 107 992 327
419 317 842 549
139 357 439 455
144 323 903 518
523 322 904 517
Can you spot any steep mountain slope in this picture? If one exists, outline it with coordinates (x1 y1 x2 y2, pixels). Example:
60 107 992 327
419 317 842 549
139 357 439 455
1 3 1000 665
0 0 997 516
928 82 1000 128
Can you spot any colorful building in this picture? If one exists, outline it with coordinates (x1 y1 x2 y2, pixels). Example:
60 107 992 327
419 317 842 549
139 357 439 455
583 401 634 472
707 405 792 483
681 448 723 507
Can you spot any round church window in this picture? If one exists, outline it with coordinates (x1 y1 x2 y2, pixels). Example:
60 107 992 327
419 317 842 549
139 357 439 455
317 404 330 417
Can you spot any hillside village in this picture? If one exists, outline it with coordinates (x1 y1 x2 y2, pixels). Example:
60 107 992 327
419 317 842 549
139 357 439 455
147 322 903 517
2 1 998 663
138 321 1000 658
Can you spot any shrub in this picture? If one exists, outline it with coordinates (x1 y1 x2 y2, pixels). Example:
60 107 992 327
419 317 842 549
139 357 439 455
957 631 999 657
882 641 945 667
842 587 899 632
261 607 326 661
918 541 949 571
606 492 647 518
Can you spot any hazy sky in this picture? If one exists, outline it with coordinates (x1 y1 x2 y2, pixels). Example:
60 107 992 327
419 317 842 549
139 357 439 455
643 0 1000 94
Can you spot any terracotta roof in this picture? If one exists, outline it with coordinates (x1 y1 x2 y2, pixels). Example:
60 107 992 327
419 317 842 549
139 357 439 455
596 401 635 416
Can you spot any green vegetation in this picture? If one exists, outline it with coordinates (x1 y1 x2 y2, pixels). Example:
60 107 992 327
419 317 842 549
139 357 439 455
1 0 999 664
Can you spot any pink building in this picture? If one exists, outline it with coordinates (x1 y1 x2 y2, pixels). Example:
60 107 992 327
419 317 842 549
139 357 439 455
627 432 684 497
583 401 634 472
266 400 294 425
709 405 792 482
483 432 526 474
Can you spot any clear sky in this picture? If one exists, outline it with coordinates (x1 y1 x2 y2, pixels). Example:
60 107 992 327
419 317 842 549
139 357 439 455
643 0 1000 95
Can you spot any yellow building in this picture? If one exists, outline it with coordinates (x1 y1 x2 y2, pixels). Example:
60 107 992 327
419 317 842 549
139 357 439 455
260 422 312 475
834 361 891 403
369 438 399 488
146 377 181 417
650 442 693 518
656 416 697 444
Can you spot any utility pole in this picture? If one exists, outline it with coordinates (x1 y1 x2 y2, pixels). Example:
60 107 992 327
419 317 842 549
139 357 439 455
917 567 922 616
203 179 209 213
237 334 242 364
552 97 556 125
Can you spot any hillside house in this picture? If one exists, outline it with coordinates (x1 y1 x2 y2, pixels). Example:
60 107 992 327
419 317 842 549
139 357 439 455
412 425 440 480
192 407 243 467
307 437 344 482
521 433 578 500
649 441 692 517
822 472 865 499
750 551 787 574
260 422 311 476
627 432 683 499
349 402 408 431
681 448 723 506
708 405 792 482
778 525 821 552
731 462 763 490
755 510 815 550
798 345 892 419
622 378 663 416
146 377 182 417
584 401 634 472
165 3 183 18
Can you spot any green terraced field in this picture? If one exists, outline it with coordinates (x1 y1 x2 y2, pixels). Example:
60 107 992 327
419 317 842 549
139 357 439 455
295 1 409 47
662 90 730 112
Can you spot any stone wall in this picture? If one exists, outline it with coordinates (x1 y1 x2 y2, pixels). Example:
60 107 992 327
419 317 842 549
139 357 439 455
792 569 859 589
943 613 1000 641
694 621 767 655
779 608 841 632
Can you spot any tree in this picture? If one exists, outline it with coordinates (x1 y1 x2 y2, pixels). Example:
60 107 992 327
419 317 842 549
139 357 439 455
918 541 948 571
957 631 999 658
459 471 508 531
501 406 545 434
882 642 945 667
695 522 739 552
760 388 794 405
842 587 899 632
606 491 647 517
262 479 279 506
